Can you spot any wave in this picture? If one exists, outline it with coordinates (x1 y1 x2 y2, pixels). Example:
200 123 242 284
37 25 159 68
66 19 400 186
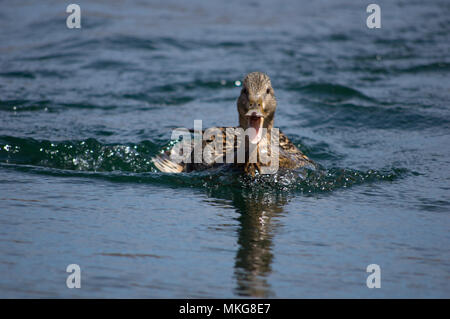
0 136 158 173
0 136 408 194
400 62 450 74
287 82 375 103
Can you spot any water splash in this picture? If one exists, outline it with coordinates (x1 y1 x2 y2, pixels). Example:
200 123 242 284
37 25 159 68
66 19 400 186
0 136 158 173
0 136 408 194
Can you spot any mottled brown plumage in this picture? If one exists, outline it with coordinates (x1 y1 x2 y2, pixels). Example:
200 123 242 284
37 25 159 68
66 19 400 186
153 72 317 175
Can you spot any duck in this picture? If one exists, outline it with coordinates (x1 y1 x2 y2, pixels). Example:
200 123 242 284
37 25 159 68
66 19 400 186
153 72 317 176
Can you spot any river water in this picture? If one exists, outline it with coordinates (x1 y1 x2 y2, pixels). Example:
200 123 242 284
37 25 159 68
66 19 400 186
0 0 449 297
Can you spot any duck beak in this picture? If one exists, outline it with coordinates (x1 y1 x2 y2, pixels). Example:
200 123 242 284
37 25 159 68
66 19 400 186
246 97 265 119
245 108 264 118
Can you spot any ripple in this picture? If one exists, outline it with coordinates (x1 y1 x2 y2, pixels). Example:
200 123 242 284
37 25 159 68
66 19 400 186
400 62 450 74
0 71 35 79
82 59 135 70
98 253 164 259
298 100 450 131
0 99 51 112
288 82 374 103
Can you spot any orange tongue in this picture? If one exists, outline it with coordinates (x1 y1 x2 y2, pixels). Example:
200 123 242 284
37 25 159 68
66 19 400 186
250 117 261 134
249 117 262 144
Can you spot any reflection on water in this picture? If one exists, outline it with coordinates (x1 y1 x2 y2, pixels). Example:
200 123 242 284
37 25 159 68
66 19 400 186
208 187 289 297
0 0 449 298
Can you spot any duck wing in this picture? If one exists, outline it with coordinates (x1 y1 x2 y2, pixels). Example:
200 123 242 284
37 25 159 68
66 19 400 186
152 128 317 173
152 127 236 173
278 131 317 170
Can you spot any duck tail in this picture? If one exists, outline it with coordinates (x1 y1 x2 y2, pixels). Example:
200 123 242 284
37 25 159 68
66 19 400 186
152 152 184 173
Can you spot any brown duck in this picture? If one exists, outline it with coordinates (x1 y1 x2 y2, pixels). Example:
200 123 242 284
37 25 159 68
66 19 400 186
153 72 317 176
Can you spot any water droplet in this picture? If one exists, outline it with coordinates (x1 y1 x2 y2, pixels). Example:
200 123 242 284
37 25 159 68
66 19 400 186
234 80 241 87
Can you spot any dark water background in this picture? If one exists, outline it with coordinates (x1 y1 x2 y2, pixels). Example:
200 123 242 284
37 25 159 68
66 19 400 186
0 0 449 297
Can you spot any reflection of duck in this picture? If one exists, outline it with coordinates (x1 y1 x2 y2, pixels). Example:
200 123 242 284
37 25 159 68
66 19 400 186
153 72 317 175
232 190 287 297
204 186 289 297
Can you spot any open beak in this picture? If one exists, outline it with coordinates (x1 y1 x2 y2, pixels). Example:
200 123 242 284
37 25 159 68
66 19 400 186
245 98 265 144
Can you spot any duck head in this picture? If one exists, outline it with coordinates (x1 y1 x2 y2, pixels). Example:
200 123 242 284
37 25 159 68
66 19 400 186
237 72 277 144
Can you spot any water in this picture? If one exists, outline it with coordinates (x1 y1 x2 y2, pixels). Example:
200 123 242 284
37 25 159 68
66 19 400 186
0 0 449 298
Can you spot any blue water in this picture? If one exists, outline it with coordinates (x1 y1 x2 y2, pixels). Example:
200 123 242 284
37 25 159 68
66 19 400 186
0 0 449 298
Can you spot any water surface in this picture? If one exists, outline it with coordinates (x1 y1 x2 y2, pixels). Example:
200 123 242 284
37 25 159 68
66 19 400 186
0 0 449 297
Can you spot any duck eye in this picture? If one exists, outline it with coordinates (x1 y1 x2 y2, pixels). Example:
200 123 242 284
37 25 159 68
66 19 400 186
266 88 271 94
